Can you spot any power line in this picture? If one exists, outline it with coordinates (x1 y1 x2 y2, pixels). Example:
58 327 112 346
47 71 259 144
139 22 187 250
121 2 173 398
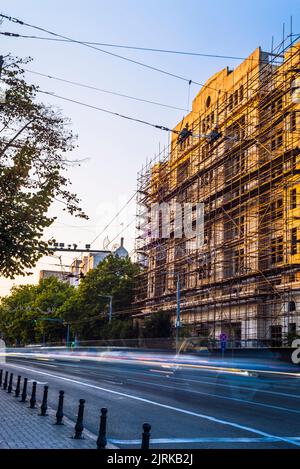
107 217 136 248
23 68 188 112
0 30 253 61
0 14 211 89
89 192 137 247
37 89 176 133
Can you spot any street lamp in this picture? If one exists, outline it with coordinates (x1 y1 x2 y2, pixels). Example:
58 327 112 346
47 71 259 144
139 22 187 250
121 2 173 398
175 272 181 355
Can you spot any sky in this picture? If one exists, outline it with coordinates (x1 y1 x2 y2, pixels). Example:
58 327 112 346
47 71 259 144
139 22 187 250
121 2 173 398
0 0 299 296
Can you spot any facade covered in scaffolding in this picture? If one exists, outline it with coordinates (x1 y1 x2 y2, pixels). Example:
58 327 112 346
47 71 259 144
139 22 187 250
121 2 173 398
134 38 300 346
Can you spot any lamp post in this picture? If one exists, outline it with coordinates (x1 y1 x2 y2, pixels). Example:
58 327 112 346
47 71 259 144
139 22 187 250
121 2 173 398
175 272 181 355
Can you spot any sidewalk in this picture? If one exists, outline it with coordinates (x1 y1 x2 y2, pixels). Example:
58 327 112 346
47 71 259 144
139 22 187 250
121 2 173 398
0 383 102 449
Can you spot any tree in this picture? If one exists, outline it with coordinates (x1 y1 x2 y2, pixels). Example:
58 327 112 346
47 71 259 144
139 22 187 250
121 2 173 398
0 55 87 278
0 256 140 344
0 284 37 344
0 277 74 345
59 255 140 340
141 311 172 338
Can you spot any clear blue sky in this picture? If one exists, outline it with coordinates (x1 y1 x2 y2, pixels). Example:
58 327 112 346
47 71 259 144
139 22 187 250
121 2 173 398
0 0 299 295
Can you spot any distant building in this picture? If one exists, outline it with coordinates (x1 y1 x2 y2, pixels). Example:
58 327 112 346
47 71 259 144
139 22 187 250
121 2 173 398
68 259 82 287
79 250 111 276
113 237 128 258
70 238 129 285
39 270 68 282
39 239 129 287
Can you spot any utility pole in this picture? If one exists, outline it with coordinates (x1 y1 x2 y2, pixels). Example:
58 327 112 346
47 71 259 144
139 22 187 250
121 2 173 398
66 323 70 348
108 296 113 323
175 273 181 354
0 56 3 78
0 55 5 105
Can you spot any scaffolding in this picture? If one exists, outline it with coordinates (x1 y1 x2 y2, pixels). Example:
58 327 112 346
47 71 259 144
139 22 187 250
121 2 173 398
134 36 300 347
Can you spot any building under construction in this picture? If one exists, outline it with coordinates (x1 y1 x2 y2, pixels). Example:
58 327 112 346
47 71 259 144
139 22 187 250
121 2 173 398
134 37 300 346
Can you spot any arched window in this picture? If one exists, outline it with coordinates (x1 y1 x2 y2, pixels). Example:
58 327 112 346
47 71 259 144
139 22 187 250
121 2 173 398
289 300 296 312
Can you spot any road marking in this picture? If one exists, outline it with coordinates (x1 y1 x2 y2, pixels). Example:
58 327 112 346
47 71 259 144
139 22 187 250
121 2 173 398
14 356 300 400
149 369 174 375
128 378 300 415
51 359 299 400
7 351 300 377
110 436 300 445
6 363 300 448
11 359 58 368
172 375 300 400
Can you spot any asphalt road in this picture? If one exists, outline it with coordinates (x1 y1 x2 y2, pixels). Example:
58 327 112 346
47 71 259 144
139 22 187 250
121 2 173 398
3 351 300 449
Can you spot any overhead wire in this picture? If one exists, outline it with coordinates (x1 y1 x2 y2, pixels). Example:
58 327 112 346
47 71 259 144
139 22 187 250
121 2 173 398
0 13 213 89
0 30 283 63
22 68 188 112
38 89 178 132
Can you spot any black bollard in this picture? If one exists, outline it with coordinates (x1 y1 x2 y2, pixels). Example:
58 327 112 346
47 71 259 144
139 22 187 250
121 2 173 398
14 376 21 398
39 385 48 416
0 369 2 387
55 390 64 425
96 407 107 449
29 381 37 408
141 423 151 450
73 399 85 439
20 377 28 402
3 371 8 390
7 372 13 393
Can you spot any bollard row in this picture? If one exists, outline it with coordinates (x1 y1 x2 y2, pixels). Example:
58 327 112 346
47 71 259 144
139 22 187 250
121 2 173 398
0 368 152 448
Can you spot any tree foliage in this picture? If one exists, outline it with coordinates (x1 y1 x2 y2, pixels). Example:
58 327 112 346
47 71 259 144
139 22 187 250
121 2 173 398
59 254 140 339
0 55 87 278
0 255 141 344
140 311 172 338
0 278 73 344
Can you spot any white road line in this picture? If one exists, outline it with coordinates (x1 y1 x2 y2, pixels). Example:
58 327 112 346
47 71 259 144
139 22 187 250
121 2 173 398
11 357 300 399
110 436 300 445
127 378 300 414
5 362 300 448
63 360 300 400
11 359 57 368
171 375 300 400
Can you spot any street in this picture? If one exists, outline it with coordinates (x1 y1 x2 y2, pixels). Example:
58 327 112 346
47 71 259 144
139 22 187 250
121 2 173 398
4 350 300 449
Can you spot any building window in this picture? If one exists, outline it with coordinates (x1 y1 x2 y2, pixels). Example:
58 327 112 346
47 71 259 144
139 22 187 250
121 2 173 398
233 215 245 238
270 325 282 347
198 254 211 279
234 90 239 107
270 197 283 220
290 112 297 132
291 227 298 255
271 236 283 264
289 301 296 312
271 97 283 114
233 248 244 274
239 84 244 102
288 323 297 335
271 131 283 151
290 188 297 209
